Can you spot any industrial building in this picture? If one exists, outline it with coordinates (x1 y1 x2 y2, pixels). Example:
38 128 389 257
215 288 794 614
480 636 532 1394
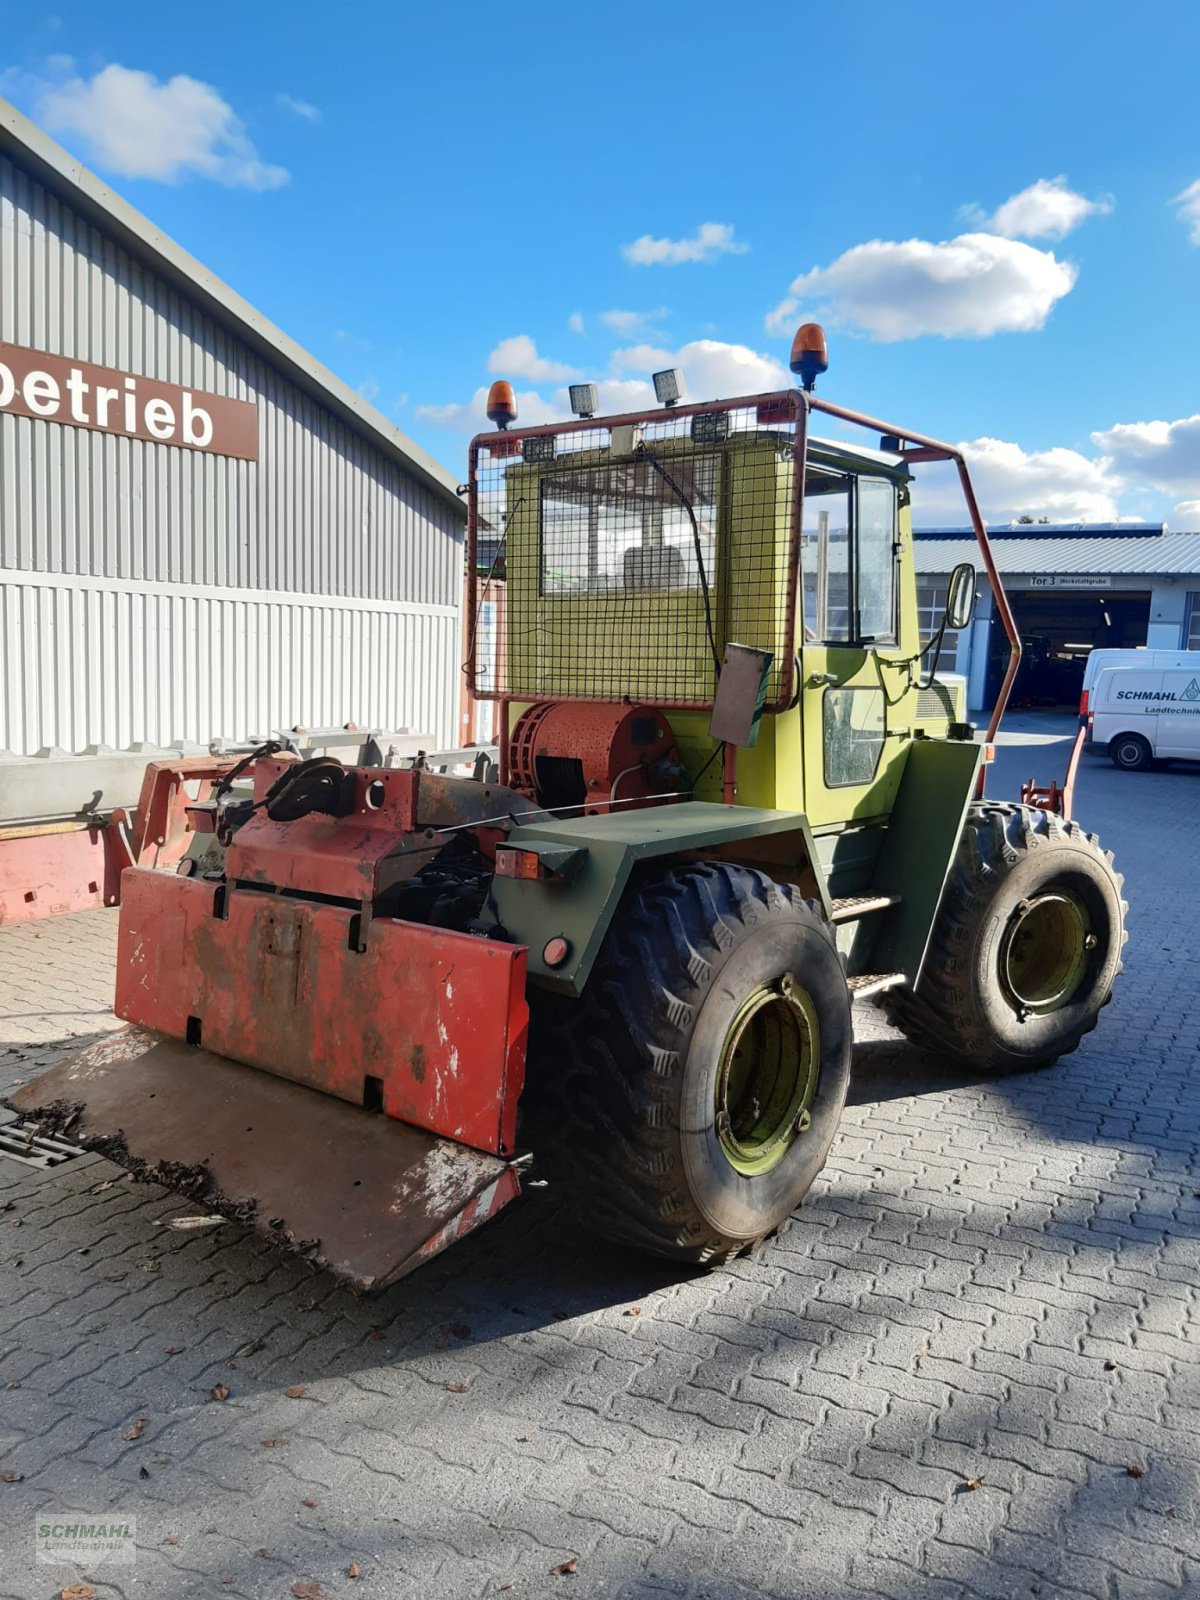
915 523 1200 714
0 97 466 759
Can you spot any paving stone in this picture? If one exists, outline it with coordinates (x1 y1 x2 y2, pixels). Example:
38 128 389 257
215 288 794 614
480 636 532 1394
1 727 1199 1598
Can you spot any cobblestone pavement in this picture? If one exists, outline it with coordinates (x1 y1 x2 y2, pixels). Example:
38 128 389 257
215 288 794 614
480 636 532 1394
1 720 1198 1600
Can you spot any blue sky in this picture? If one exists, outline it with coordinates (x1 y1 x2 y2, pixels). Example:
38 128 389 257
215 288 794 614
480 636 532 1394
3 1 1200 525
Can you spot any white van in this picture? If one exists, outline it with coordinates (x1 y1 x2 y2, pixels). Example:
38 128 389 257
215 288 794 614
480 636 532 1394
1088 664 1200 769
1080 648 1200 722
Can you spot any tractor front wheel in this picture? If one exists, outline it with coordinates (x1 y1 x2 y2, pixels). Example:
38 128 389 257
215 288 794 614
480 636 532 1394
529 863 852 1262
884 803 1126 1072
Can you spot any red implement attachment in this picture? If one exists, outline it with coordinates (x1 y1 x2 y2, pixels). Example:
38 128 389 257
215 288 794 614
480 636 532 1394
132 757 241 870
115 869 529 1155
1020 726 1086 821
0 816 129 924
7 1029 520 1291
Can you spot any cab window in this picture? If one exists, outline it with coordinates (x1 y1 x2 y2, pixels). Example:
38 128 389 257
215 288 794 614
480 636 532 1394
857 478 897 642
801 478 851 642
802 473 897 645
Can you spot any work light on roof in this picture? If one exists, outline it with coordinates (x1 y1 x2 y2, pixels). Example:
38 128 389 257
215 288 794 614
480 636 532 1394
789 323 829 393
486 380 517 430
653 368 682 408
568 383 598 419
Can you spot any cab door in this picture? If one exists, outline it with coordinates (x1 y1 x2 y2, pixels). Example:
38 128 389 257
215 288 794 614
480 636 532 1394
799 472 910 826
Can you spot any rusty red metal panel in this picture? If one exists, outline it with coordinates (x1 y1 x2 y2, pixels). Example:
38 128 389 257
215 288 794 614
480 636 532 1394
114 870 528 1155
0 821 126 925
226 764 421 901
7 1028 521 1291
226 765 523 900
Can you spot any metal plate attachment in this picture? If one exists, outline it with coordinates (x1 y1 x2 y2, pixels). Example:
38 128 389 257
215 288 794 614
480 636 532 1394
7 1028 521 1290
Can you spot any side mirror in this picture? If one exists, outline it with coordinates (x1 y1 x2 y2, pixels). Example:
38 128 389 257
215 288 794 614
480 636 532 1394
945 562 977 631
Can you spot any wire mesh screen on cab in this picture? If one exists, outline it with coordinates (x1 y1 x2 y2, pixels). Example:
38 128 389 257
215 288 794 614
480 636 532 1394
468 400 801 709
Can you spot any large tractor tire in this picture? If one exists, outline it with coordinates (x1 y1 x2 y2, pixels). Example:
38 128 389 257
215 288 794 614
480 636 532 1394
528 862 852 1262
884 803 1126 1073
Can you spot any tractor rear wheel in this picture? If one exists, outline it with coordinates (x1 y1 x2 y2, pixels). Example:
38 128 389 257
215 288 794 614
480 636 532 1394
529 862 852 1262
883 803 1126 1072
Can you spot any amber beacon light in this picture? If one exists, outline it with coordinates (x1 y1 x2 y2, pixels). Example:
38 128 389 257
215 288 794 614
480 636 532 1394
789 323 829 393
486 380 517 430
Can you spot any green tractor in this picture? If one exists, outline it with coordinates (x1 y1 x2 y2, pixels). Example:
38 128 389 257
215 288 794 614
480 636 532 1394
9 325 1127 1286
473 324 1127 1262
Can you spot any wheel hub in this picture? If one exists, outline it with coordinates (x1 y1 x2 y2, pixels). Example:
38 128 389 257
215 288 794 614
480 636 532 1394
715 975 820 1177
1000 890 1092 1014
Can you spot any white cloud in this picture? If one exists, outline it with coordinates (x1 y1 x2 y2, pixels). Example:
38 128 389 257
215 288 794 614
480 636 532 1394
622 221 748 267
660 338 788 398
1091 414 1200 496
567 311 585 336
1174 500 1200 526
912 437 1123 525
608 343 675 375
37 64 288 189
1174 180 1200 244
973 176 1112 241
418 339 788 433
486 335 579 383
416 386 564 432
277 92 321 122
598 307 669 338
766 232 1076 342
356 379 380 402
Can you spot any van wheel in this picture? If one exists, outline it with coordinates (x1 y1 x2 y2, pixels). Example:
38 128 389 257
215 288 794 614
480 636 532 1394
1110 733 1151 771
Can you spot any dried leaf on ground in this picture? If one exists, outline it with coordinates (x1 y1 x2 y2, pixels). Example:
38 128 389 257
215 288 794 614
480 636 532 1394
124 1417 149 1441
1126 1463 1146 1478
208 1383 230 1402
499 1585 515 1593
0 1470 23 1482
446 1381 469 1393
138 1466 150 1480
261 1437 286 1448
348 1562 361 1578
285 1384 307 1398
551 1557 579 1576
959 1475 985 1493
163 1534 179 1545
301 1496 318 1508
163 1345 183 1355
61 1587 96 1600
623 1307 641 1318
258 1548 271 1558
292 1585 328 1600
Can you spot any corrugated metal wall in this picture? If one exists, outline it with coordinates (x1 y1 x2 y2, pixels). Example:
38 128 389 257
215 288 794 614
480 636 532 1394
0 148 463 754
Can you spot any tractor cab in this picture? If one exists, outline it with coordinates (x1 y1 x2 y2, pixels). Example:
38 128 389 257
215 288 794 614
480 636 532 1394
473 397 971 833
